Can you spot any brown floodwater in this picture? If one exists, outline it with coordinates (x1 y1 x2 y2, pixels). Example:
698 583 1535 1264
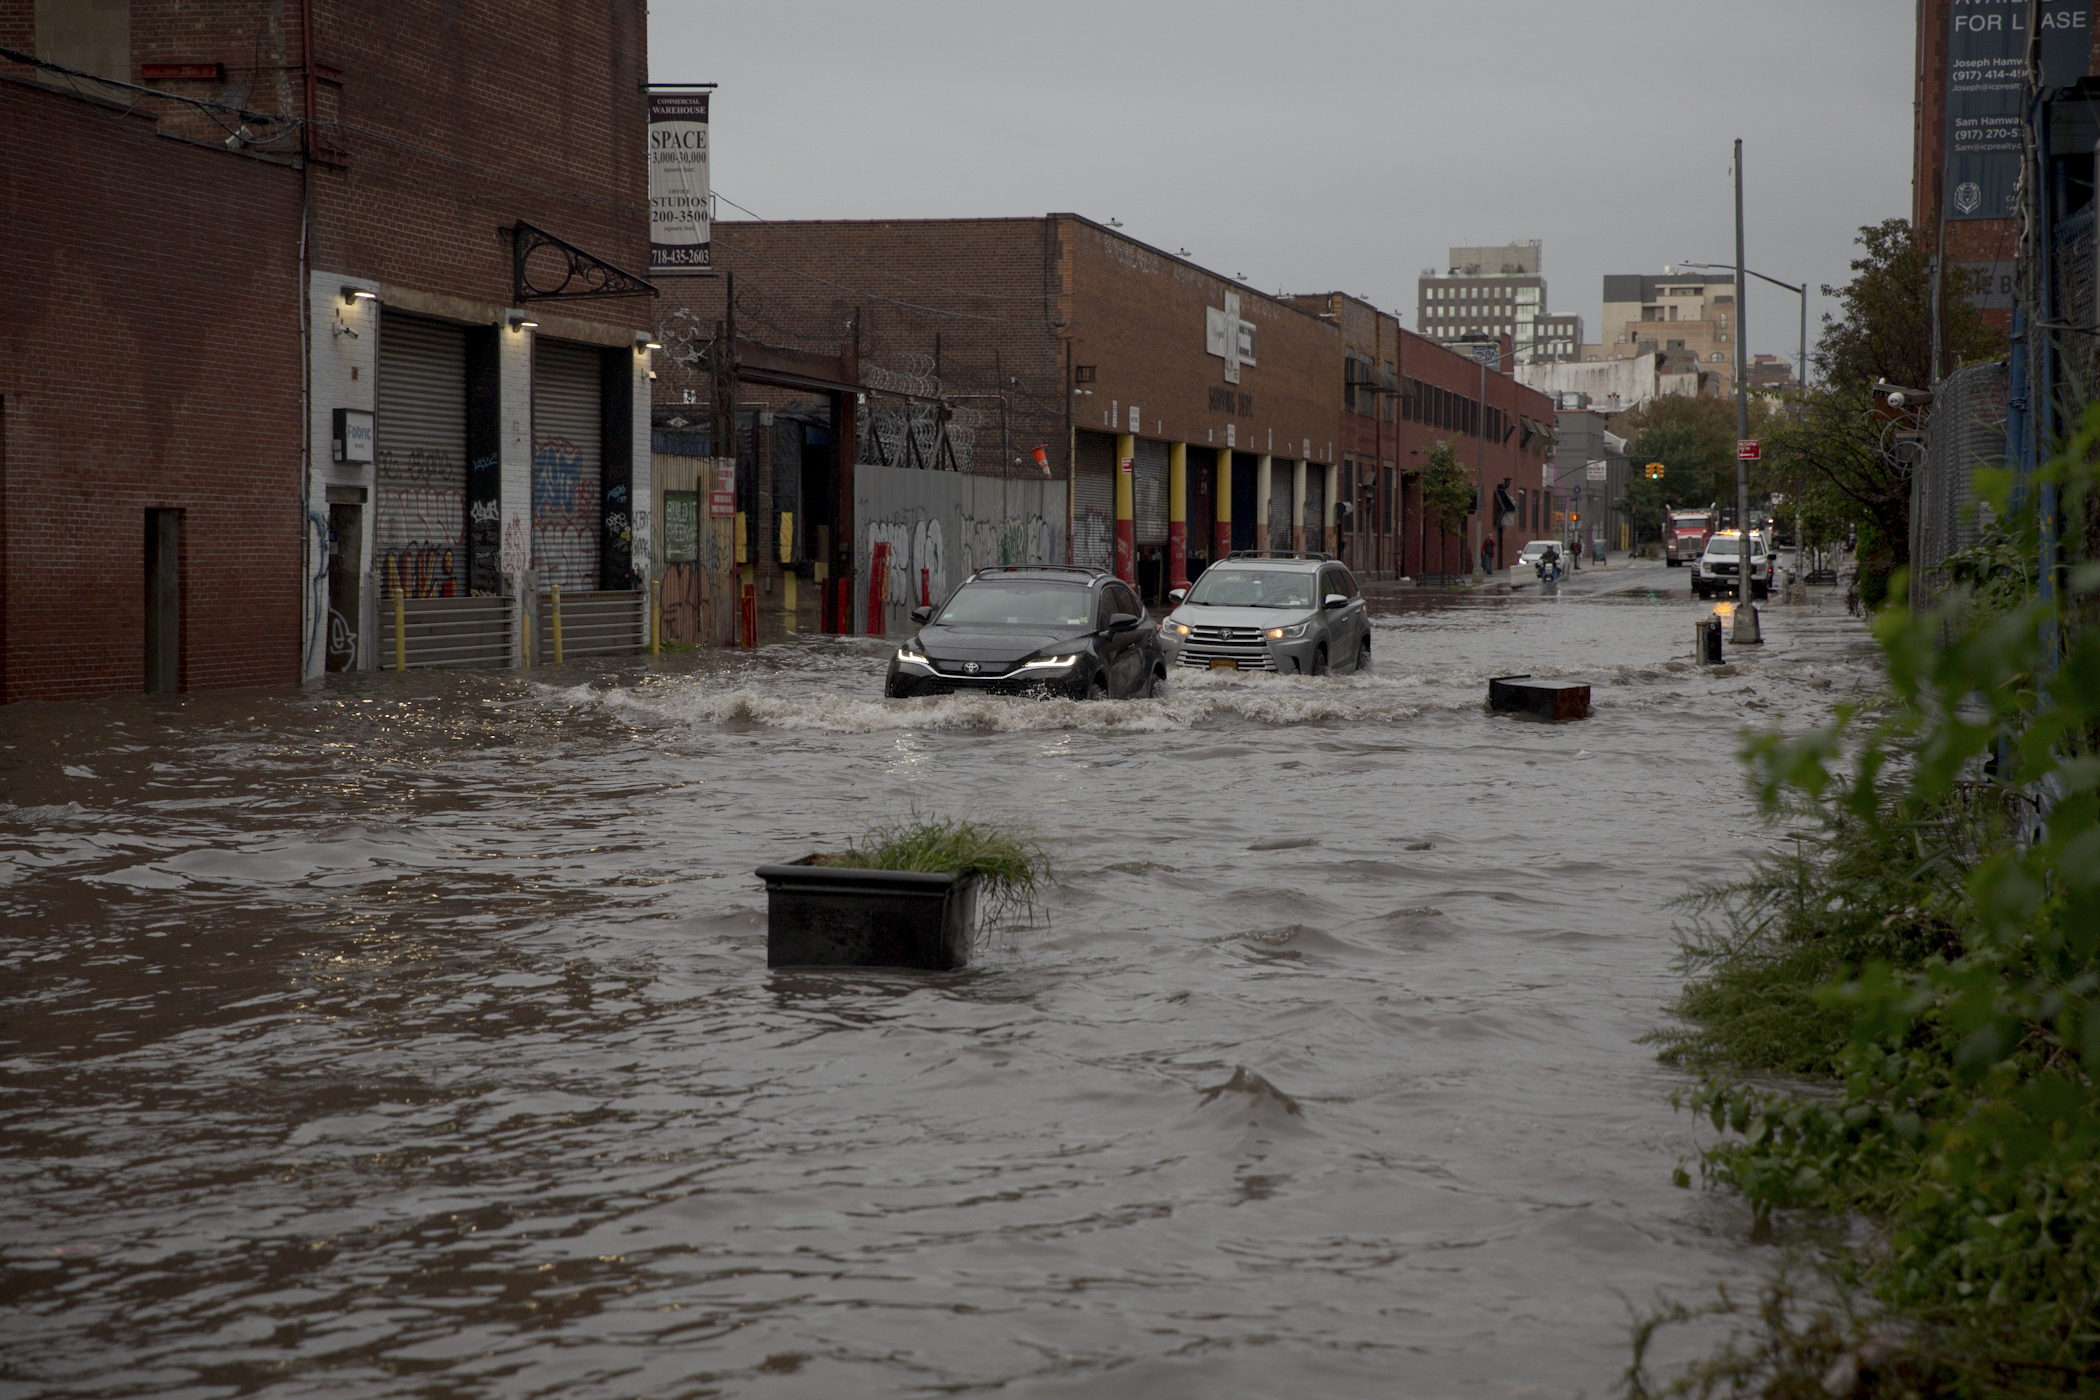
0 569 1883 1398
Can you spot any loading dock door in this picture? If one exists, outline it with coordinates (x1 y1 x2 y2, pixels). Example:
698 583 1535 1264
1072 431 1115 571
532 340 604 592
1132 439 1168 546
375 313 468 598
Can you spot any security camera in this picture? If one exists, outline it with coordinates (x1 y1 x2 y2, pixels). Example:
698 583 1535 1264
1887 391 1906 408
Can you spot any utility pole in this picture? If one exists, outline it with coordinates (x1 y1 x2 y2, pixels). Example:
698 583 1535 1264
1732 139 1761 644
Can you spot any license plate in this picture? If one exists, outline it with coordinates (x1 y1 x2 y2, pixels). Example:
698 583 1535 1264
1209 658 1236 670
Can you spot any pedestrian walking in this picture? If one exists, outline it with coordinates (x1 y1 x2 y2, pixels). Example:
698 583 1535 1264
1480 537 1497 574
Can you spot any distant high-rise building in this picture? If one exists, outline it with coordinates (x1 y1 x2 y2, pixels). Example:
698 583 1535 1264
1584 269 1738 397
1415 240 1581 364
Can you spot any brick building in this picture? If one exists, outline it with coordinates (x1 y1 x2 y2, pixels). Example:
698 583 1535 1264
1290 295 1557 579
659 216 1558 608
1 75 305 702
1913 0 2100 345
658 215 1344 606
2 0 653 699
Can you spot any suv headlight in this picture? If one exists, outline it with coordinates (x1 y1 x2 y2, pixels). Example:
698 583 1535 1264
896 645 930 666
1167 621 1193 637
1019 653 1080 670
1264 622 1310 640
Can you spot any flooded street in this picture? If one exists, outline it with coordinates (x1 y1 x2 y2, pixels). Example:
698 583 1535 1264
1 568 1883 1398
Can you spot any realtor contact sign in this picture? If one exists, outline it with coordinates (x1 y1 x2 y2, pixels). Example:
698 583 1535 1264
649 87 714 273
1944 0 2088 220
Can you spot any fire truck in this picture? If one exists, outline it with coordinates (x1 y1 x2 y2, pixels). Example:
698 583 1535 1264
1665 509 1716 568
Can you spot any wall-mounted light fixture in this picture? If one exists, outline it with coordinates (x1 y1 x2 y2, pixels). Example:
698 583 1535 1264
635 332 662 351
507 313 538 331
341 287 377 305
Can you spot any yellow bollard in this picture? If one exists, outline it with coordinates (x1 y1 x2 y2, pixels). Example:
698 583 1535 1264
782 570 797 633
650 578 662 654
393 591 406 672
551 582 564 665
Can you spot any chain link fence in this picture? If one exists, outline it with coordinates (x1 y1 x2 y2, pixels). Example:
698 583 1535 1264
1911 360 2008 598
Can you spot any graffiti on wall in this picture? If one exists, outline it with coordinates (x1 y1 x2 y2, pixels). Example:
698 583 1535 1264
501 507 530 576
864 511 1060 609
661 561 702 644
376 485 466 598
533 435 596 591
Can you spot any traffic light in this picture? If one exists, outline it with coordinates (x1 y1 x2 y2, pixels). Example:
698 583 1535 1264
1645 462 1665 479
1571 512 1580 525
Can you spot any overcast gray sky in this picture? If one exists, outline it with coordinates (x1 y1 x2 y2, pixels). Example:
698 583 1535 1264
652 1 1915 368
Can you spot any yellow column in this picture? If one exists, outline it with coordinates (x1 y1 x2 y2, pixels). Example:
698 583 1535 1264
1214 447 1232 560
1114 431 1136 584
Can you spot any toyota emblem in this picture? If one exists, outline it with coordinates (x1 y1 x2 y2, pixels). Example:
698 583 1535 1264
962 661 980 674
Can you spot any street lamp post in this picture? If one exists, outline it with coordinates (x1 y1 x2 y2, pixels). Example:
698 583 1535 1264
1468 336 1531 576
1676 260 1809 407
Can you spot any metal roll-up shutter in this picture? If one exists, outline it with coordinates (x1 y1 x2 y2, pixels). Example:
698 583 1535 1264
533 340 604 592
1132 439 1169 545
1269 463 1294 550
1305 468 1327 542
1072 430 1115 570
375 313 468 598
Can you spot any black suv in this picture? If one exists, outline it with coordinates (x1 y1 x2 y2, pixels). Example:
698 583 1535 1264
884 566 1167 700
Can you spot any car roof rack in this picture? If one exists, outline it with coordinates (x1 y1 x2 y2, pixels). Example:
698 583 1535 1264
1226 549 1335 563
968 564 1108 579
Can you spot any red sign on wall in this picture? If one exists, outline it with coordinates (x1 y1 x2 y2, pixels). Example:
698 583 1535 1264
1737 439 1761 461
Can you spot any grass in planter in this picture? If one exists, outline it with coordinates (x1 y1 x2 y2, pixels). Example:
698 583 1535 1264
825 817 1048 932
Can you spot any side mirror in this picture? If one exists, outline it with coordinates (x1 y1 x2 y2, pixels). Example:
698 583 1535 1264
1108 612 1141 632
1167 588 1187 605
1323 593 1348 610
910 605 933 624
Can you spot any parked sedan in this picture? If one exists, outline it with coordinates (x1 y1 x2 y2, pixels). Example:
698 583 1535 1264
884 566 1166 700
1156 552 1369 675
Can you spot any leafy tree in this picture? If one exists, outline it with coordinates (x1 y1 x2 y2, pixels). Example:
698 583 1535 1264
1756 220 2006 590
1815 217 1999 392
1615 465 1671 545
1418 438 1474 538
1619 393 1783 524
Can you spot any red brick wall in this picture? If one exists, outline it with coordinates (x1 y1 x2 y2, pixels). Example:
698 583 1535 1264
0 1 652 338
657 217 1067 474
1059 217 1339 462
0 77 305 702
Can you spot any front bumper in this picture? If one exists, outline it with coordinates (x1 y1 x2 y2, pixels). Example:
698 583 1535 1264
885 655 1091 699
1158 627 1320 674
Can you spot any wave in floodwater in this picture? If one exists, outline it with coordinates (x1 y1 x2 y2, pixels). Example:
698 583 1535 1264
0 584 1891 1400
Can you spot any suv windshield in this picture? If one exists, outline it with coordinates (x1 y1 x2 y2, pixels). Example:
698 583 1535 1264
1184 567 1316 609
933 581 1093 627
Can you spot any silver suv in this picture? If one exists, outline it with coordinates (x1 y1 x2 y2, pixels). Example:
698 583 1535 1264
1156 552 1371 675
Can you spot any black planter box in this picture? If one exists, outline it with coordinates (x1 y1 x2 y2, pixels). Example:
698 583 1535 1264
756 859 979 970
1488 674 1592 722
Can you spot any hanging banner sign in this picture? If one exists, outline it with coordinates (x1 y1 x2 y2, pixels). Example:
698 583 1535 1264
649 87 714 273
1944 0 2089 221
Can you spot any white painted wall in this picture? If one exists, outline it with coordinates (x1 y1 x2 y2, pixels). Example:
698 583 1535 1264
306 272 379 679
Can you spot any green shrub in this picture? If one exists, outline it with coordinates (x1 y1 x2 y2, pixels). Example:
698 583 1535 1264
1652 411 2100 1385
826 816 1048 930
